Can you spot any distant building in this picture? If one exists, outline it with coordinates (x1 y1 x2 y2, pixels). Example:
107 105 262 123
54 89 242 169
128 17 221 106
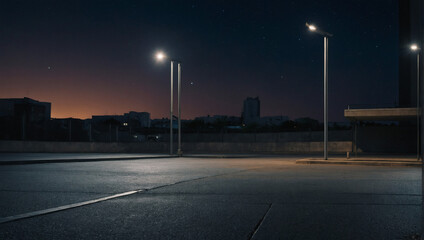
92 111 150 128
50 118 87 141
90 112 150 142
195 115 241 125
195 115 220 124
92 115 125 124
260 115 289 126
152 118 170 129
0 97 51 120
242 97 260 125
124 111 151 128
151 116 178 129
0 97 51 140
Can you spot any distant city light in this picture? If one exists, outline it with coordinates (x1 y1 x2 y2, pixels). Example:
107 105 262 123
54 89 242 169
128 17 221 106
410 44 419 51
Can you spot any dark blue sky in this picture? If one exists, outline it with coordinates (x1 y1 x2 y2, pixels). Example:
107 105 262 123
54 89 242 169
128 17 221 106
0 0 398 121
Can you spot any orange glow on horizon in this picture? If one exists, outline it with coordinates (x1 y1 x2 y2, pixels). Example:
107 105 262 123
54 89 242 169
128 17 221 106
0 74 170 119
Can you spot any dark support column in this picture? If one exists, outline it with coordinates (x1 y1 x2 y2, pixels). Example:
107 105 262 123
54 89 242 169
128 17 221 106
354 121 358 158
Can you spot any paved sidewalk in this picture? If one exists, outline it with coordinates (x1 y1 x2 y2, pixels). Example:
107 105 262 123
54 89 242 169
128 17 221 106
296 157 422 167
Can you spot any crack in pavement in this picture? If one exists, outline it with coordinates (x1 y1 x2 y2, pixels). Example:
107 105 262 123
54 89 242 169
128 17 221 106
248 203 273 240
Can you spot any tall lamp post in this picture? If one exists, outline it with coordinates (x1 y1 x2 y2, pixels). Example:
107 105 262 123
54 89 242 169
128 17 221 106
410 44 420 161
155 51 183 156
306 23 333 160
177 63 182 157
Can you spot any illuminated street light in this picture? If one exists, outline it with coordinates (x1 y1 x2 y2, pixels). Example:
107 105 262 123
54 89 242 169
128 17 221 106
156 51 166 61
410 44 421 160
154 50 183 156
306 22 333 37
411 44 419 51
306 22 333 160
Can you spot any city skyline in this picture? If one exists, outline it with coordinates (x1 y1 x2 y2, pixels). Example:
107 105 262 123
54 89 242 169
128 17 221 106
0 1 399 121
2 96 296 122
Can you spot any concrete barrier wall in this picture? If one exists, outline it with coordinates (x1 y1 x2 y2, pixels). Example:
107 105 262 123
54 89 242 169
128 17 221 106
182 141 352 154
0 141 168 153
0 140 352 154
179 130 352 143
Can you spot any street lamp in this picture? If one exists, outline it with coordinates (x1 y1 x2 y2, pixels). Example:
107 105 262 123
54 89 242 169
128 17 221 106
307 24 316 31
155 51 183 156
156 52 165 61
306 22 333 160
410 44 420 161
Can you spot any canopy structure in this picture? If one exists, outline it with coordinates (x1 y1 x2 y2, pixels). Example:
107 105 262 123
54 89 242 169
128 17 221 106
344 107 420 159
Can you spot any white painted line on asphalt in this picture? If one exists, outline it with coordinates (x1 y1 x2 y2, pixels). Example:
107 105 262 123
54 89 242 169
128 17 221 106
0 168 258 224
0 189 144 224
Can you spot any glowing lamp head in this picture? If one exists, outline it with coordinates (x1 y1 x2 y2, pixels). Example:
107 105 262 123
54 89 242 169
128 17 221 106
410 44 419 51
155 51 166 61
308 25 317 31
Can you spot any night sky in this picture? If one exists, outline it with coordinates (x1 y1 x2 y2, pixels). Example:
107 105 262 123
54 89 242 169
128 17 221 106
0 0 398 121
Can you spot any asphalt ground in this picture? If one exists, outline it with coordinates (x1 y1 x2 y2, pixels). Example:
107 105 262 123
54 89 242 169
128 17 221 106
0 156 421 239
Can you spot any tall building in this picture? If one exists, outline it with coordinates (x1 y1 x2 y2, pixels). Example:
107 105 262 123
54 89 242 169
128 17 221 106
242 97 260 125
344 1 424 155
399 0 423 107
